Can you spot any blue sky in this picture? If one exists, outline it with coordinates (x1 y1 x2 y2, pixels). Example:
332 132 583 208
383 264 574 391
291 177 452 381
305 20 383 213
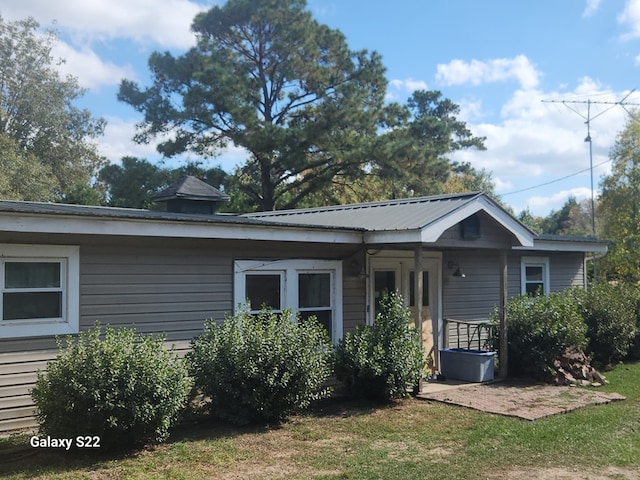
3 0 640 216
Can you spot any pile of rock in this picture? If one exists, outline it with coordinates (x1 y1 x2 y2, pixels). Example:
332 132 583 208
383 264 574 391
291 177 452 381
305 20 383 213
551 346 608 387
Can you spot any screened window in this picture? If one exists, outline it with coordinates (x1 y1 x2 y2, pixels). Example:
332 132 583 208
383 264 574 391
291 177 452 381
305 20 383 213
0 245 79 339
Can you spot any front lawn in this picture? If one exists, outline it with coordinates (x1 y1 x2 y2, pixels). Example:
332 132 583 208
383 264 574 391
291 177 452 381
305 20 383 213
2 362 639 480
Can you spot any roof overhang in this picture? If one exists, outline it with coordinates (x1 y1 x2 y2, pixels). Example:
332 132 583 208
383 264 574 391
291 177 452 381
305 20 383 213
514 238 608 253
364 195 536 247
0 212 363 244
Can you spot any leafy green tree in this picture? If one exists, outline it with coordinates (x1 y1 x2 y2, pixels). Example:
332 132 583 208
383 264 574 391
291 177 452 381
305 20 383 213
0 16 106 201
599 118 640 281
99 157 164 209
368 90 486 199
540 196 593 237
118 0 387 211
294 89 487 207
517 207 543 233
0 133 58 201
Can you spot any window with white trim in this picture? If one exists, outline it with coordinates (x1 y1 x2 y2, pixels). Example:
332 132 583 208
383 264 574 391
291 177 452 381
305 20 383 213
0 244 80 338
234 260 342 343
521 256 550 296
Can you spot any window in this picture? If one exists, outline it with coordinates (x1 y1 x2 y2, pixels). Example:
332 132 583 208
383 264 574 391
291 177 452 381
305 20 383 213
373 270 397 317
234 260 342 342
460 214 481 239
0 245 79 339
298 272 332 335
521 256 549 296
245 273 283 313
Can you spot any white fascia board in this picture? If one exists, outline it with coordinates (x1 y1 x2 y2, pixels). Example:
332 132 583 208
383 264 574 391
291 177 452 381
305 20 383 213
364 229 423 244
514 240 608 253
0 213 363 244
420 197 535 246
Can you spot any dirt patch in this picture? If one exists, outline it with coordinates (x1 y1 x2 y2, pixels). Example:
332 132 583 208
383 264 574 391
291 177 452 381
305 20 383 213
486 466 639 479
419 380 625 420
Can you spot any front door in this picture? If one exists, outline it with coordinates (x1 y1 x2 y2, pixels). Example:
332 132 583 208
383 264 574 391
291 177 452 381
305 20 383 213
369 254 440 361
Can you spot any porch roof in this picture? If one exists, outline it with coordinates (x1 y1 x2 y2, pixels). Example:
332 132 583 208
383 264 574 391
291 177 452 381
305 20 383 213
246 192 537 246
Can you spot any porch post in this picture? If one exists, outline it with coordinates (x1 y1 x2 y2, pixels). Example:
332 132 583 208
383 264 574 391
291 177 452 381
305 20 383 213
499 250 508 378
414 245 425 389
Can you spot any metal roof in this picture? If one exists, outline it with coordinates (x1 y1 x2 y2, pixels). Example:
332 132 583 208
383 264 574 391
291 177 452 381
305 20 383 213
537 233 607 244
0 200 357 230
245 192 485 231
0 195 607 251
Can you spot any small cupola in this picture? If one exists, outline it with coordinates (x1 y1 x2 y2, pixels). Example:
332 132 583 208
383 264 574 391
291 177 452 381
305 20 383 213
152 175 230 215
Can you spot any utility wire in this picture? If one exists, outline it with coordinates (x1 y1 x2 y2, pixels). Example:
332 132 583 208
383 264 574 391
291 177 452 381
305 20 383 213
501 157 612 197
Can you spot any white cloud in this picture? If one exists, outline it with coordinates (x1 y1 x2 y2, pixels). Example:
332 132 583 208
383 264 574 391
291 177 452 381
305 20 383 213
99 116 249 169
583 0 603 18
493 177 513 192
389 78 428 93
435 55 541 90
525 187 593 211
451 76 635 217
52 41 136 90
98 117 160 163
1 0 209 49
618 0 640 39
457 99 484 122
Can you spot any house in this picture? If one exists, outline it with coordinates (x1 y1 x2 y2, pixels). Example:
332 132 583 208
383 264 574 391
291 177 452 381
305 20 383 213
0 180 607 431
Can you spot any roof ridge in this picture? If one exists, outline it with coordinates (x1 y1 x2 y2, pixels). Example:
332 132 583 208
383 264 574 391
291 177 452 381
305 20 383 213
247 192 483 217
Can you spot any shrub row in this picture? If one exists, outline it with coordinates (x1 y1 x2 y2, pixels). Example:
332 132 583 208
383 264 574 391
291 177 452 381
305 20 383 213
33 294 421 450
490 282 640 378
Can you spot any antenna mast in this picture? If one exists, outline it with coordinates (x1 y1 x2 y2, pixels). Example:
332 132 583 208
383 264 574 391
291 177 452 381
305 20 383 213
541 91 640 237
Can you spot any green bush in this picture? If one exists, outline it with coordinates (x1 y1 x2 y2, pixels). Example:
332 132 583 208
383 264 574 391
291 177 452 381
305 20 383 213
573 283 638 368
187 309 333 425
628 284 640 360
334 292 423 400
31 324 192 450
489 291 587 378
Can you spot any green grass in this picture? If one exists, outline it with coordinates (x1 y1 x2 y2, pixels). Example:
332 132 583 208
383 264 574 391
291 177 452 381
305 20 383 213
1 362 639 479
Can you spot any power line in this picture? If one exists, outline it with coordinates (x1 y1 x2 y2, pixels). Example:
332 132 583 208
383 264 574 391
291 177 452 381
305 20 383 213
541 90 640 237
502 157 612 197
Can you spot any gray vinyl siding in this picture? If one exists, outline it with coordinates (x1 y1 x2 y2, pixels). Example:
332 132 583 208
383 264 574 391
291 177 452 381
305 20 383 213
80 246 233 342
442 249 502 321
0 229 587 432
443 250 586 322
549 252 585 291
343 275 366 334
0 235 357 432
436 211 519 249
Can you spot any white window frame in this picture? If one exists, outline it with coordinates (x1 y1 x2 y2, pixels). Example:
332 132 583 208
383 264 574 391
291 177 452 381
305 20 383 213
521 256 550 296
234 259 343 343
0 244 80 338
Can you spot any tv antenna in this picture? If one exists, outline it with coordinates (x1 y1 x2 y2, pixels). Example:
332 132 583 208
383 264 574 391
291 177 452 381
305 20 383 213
541 90 640 237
